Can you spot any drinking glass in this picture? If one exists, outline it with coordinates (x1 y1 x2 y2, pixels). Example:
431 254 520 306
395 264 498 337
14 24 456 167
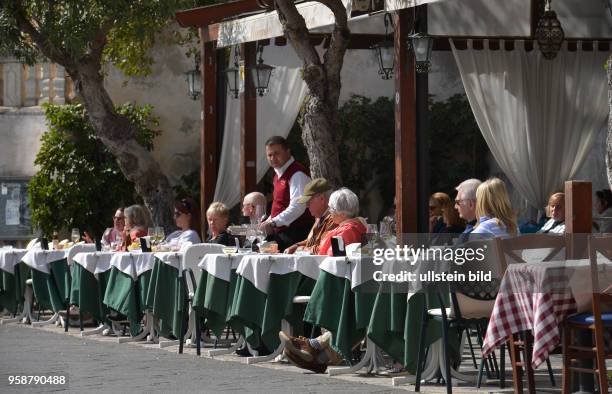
71 228 80 243
256 230 266 246
379 221 390 237
366 224 378 248
156 227 165 244
246 226 257 249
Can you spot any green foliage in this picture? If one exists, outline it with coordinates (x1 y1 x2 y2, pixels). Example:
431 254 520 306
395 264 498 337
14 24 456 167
28 103 160 238
337 95 395 212
0 0 214 77
429 94 489 194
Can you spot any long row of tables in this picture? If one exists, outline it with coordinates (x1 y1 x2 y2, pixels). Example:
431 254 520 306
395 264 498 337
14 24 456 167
3 242 606 389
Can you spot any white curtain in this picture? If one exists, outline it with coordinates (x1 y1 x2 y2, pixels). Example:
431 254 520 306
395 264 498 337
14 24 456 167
213 46 307 208
451 39 608 211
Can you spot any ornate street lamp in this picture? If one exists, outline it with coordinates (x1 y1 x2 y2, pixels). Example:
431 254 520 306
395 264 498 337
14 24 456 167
408 32 433 73
535 0 564 60
225 46 241 99
371 13 395 80
250 42 275 96
184 53 201 100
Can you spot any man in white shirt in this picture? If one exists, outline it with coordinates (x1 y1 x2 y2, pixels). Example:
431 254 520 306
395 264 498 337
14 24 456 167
538 192 566 234
259 136 314 251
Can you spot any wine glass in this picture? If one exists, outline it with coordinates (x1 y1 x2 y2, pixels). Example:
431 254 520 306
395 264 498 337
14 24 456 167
71 228 80 243
155 227 165 244
256 229 266 247
246 226 257 250
366 224 378 249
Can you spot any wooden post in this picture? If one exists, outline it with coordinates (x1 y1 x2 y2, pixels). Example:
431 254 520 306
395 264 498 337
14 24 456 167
565 180 592 259
394 9 418 234
240 42 257 200
200 34 219 237
415 5 430 233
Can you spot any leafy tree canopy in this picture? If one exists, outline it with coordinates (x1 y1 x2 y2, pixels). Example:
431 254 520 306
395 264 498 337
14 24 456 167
28 103 160 238
0 0 211 76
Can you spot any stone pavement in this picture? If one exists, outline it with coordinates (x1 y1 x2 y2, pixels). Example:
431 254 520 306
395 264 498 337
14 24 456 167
0 324 405 393
0 323 566 393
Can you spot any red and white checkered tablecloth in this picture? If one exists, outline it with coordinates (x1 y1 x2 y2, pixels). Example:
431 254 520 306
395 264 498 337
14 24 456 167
482 261 577 368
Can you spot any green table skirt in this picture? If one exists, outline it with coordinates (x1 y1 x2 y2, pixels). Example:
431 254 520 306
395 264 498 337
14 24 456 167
367 288 461 373
193 270 240 338
70 263 109 322
0 263 32 314
0 270 17 313
31 258 70 313
303 271 376 361
228 271 315 350
145 259 187 339
103 267 151 336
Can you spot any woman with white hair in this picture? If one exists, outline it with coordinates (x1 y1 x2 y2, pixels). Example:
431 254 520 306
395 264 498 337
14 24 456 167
317 188 367 256
121 204 152 251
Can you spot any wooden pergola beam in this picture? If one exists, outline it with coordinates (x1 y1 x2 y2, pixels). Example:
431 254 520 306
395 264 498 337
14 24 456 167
176 0 262 27
240 42 258 200
199 34 218 237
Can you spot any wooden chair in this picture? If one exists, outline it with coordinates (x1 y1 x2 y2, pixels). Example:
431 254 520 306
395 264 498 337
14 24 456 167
495 233 567 394
562 234 612 394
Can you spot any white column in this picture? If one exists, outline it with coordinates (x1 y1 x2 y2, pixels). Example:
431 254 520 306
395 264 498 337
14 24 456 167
39 63 51 105
53 64 65 104
2 61 22 107
22 64 38 106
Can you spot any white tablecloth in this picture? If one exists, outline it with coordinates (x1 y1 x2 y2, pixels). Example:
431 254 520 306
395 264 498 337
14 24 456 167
22 249 69 274
154 251 185 275
109 252 156 280
73 252 114 275
198 253 246 282
66 244 96 266
0 249 28 274
319 256 376 289
236 254 326 294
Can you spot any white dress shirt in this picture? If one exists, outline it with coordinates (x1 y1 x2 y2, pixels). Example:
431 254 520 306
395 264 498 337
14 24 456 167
271 157 311 227
537 218 566 234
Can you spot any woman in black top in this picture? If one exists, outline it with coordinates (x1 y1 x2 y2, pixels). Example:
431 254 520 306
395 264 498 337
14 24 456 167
205 202 234 246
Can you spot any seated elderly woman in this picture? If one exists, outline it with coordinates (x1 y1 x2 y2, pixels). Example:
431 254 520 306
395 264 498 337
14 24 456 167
472 177 518 237
206 202 233 246
165 197 201 245
121 204 152 250
318 188 367 256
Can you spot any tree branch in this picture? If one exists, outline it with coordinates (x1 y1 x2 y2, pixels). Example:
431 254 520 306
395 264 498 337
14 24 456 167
274 0 321 66
9 0 75 69
87 19 115 65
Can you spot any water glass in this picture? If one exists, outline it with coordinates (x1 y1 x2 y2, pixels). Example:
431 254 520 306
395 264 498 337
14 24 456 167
71 228 80 243
246 226 257 248
155 227 165 243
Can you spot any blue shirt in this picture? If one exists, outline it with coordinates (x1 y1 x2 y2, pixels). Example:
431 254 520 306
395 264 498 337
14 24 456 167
472 216 510 237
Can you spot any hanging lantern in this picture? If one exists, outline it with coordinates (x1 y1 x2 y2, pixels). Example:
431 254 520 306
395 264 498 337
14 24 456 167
371 13 394 80
535 0 564 60
408 32 433 73
225 46 240 99
250 43 275 96
184 53 201 100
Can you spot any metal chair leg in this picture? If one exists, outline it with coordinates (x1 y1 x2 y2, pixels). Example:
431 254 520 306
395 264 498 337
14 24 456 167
415 305 428 392
546 357 555 387
465 327 479 369
195 312 201 356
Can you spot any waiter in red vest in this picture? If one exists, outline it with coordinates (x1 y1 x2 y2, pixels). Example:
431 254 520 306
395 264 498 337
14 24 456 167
259 136 315 251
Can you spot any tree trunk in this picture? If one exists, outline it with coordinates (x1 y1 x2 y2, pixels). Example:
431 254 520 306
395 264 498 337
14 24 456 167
71 61 175 230
275 0 348 188
11 8 176 230
607 54 612 190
